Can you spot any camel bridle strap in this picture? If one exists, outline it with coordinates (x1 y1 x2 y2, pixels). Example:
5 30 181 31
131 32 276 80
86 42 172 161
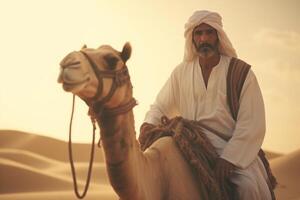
92 97 137 118
79 50 136 118
80 50 130 105
68 51 136 199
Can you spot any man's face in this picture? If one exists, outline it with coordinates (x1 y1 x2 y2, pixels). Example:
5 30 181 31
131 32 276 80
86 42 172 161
192 23 219 58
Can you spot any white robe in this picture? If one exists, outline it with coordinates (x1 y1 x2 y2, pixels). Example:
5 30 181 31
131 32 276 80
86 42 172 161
144 55 272 199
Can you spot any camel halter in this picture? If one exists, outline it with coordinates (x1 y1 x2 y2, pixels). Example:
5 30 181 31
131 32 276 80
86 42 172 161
81 50 131 105
68 50 137 199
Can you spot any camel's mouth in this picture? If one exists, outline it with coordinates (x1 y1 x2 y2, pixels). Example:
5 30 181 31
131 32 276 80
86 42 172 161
62 78 89 93
58 60 91 93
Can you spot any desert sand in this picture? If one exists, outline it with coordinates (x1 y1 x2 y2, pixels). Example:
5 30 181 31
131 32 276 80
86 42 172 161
0 130 299 200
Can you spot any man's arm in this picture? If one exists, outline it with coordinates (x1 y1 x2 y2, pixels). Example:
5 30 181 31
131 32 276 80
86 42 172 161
220 70 266 169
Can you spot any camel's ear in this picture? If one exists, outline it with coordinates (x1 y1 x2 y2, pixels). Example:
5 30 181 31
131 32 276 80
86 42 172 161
81 44 87 49
120 42 131 63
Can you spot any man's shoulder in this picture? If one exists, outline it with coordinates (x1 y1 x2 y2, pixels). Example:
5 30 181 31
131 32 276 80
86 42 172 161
221 55 251 67
228 57 258 86
230 57 251 67
224 56 253 78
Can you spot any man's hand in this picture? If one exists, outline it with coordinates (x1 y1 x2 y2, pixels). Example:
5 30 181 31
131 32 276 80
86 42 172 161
140 122 156 135
214 158 236 185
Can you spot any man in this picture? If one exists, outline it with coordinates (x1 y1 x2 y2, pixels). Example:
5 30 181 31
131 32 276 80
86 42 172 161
142 10 273 199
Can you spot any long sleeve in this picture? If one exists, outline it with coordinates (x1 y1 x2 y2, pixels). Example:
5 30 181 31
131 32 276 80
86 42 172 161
144 65 181 125
220 70 266 169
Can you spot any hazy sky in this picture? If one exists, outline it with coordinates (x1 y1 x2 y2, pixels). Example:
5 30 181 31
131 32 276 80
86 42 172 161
0 0 299 153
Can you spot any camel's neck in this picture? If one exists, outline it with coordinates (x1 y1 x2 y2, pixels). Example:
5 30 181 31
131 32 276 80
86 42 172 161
95 88 142 199
97 110 136 164
96 85 136 164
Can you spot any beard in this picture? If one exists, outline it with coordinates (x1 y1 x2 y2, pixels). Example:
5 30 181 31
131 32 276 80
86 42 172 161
194 42 218 58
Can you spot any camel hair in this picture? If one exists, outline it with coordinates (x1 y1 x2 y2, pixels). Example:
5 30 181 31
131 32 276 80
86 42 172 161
58 42 203 200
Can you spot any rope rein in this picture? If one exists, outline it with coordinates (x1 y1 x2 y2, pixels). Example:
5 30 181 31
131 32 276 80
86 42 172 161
68 95 137 199
68 94 99 199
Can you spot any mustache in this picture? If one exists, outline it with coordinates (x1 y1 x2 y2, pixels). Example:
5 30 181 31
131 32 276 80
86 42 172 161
198 43 214 50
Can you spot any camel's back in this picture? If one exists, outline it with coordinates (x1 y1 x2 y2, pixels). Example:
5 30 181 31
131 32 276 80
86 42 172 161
150 136 202 200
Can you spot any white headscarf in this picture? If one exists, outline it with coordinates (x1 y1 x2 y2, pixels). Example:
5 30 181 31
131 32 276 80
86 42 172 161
183 10 237 61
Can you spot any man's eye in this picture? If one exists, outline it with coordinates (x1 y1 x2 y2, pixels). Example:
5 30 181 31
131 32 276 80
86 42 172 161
207 30 214 34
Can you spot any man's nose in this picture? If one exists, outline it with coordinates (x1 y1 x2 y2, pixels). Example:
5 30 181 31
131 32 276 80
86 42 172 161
200 33 209 42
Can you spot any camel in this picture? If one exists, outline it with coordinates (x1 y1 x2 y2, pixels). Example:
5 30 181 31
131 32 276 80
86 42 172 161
57 43 203 199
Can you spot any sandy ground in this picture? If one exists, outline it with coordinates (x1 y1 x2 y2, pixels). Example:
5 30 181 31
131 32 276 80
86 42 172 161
0 130 299 200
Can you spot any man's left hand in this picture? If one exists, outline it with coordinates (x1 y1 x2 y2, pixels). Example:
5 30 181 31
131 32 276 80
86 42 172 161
214 158 236 185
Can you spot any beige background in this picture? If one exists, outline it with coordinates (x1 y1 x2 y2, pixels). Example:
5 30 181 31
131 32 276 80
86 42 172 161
0 0 299 154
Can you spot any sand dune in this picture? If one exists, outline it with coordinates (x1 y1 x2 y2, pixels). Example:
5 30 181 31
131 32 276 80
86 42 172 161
0 130 299 200
0 157 77 193
0 191 117 200
0 153 109 192
0 148 109 185
0 148 63 168
0 130 104 162
0 130 116 199
271 149 300 200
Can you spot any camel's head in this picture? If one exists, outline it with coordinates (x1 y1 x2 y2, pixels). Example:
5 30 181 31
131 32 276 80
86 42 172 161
58 42 132 108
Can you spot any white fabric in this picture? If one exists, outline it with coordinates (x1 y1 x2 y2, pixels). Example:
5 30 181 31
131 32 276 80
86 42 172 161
144 55 271 199
144 55 266 168
183 10 237 61
231 158 272 199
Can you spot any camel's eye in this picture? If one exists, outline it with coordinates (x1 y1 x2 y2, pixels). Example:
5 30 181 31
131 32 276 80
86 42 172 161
103 54 119 70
